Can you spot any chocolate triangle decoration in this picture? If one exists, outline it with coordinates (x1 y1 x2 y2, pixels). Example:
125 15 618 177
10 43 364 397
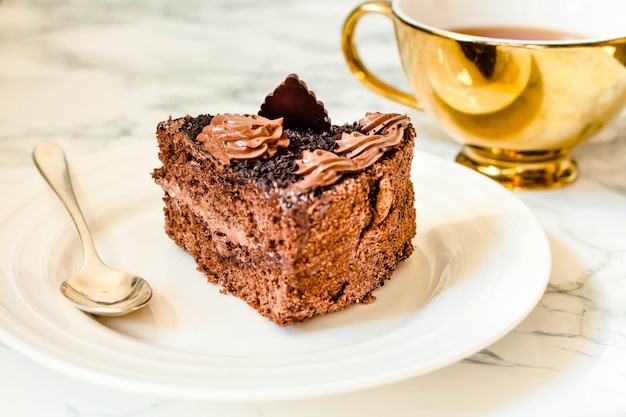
259 74 331 133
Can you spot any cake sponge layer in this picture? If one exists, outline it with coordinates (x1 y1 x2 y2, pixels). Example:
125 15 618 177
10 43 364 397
153 114 416 326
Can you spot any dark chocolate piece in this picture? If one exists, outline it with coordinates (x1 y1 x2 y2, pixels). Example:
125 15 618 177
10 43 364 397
259 74 331 134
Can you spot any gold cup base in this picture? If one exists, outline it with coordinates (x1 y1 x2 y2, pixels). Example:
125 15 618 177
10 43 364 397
455 146 578 191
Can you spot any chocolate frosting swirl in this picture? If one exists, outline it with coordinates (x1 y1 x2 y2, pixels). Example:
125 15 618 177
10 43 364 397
197 114 289 165
293 149 354 191
336 112 407 156
293 112 410 191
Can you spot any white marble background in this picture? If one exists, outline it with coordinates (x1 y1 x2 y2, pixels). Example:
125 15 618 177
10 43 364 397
1 0 626 416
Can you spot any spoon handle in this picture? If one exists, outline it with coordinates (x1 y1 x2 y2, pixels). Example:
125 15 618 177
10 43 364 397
33 141 101 265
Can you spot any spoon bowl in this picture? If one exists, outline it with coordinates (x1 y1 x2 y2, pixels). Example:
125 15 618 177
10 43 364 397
60 266 153 317
33 140 153 317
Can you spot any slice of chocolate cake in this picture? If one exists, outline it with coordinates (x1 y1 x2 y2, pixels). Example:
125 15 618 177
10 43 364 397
153 74 416 326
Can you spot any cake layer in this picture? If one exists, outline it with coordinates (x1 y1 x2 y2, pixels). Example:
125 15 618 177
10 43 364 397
153 115 416 326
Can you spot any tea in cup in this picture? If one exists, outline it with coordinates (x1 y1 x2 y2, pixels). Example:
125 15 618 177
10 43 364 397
342 0 626 190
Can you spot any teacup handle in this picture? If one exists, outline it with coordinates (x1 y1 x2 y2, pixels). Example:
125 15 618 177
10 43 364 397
341 1 422 110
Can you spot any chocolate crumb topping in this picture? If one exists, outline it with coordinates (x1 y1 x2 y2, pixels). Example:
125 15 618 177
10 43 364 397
292 113 411 191
175 76 414 193
259 74 331 134
181 115 353 189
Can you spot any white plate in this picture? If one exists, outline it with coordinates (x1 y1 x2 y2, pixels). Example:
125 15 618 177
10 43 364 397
0 143 550 401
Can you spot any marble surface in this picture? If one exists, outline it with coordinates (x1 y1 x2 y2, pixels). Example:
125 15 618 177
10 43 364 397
1 0 626 415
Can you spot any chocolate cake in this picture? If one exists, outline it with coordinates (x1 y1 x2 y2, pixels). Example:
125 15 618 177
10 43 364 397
153 74 416 326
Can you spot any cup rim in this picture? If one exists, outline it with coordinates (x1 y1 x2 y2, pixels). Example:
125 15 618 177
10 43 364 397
391 1 626 47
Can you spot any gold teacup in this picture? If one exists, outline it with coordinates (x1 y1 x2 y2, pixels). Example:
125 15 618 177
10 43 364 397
342 0 626 190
